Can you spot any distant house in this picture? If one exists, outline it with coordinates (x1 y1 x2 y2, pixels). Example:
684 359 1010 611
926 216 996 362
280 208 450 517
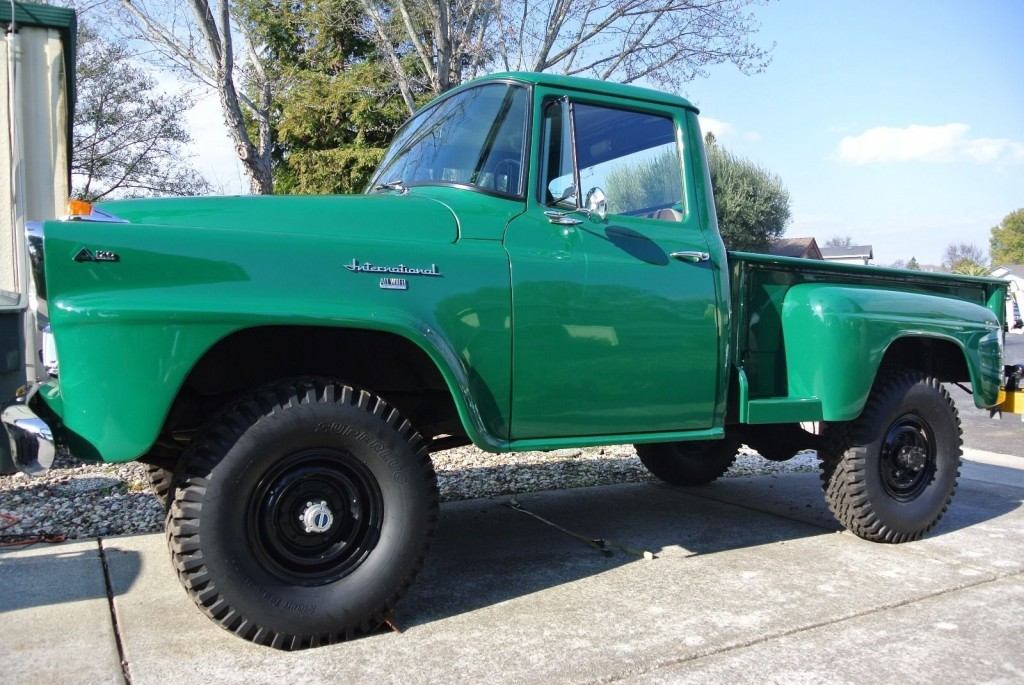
990 264 1024 284
990 265 1024 329
768 237 823 260
821 245 874 265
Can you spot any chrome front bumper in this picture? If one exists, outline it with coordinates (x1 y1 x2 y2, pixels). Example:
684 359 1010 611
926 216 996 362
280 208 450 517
1 391 56 476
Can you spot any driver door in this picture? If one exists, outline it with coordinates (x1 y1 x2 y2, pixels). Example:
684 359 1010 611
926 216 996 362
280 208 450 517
504 91 721 440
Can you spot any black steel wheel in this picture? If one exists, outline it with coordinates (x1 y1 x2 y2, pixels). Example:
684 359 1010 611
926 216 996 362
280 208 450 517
878 414 936 502
635 438 740 485
166 378 438 650
248 449 384 585
820 370 961 543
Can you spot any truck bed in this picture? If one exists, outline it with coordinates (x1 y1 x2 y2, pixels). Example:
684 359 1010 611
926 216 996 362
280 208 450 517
727 251 1007 423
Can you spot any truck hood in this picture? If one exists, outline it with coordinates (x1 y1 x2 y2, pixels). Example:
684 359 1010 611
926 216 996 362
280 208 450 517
96 193 459 243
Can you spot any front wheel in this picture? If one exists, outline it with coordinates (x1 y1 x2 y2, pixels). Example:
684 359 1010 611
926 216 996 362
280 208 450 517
819 371 961 543
166 379 438 649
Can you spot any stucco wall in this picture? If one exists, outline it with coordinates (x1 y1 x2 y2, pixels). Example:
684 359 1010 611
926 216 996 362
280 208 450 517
1 26 69 396
1 26 68 299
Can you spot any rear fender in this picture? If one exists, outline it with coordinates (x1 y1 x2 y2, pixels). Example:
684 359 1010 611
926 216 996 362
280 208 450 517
781 283 1002 421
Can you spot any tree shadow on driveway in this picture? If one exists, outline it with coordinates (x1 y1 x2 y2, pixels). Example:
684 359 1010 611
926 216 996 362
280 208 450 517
0 542 142 614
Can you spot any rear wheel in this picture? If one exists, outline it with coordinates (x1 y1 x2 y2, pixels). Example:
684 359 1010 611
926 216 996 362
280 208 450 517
819 371 961 543
742 424 813 462
635 438 740 485
166 378 438 649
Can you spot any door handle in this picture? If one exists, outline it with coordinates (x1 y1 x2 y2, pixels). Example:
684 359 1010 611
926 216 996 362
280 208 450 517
670 251 710 263
544 209 583 226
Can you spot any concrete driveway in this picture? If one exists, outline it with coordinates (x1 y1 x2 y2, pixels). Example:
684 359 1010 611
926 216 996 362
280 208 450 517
2 448 1022 684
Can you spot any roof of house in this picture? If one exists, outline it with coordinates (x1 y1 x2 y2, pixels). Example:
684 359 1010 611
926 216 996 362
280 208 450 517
768 237 823 260
821 245 874 259
991 265 1024 279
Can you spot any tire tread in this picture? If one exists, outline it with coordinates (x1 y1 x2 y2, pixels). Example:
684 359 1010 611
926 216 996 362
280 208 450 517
819 371 962 543
165 377 438 649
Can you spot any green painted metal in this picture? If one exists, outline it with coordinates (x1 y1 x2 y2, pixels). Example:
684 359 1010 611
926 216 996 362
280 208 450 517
781 284 1002 419
40 193 516 461
508 427 725 452
505 86 722 439
730 253 1005 422
28 73 1008 465
448 71 698 114
744 397 823 424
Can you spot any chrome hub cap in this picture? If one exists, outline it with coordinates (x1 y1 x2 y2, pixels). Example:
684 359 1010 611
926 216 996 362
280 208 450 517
248 449 383 585
300 500 335 534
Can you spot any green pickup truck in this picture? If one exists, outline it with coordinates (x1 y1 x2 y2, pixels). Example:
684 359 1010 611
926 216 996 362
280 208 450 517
3 72 1012 649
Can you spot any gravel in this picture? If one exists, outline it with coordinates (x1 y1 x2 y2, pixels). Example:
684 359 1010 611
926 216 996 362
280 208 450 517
0 443 819 542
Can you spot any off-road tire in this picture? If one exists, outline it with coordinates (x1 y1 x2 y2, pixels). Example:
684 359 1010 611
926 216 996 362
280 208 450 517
635 438 740 485
146 465 175 509
165 378 438 650
819 371 961 543
741 425 816 462
752 444 801 462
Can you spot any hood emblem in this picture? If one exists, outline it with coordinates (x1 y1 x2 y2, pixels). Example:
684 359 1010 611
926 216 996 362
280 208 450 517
344 259 441 277
74 248 120 263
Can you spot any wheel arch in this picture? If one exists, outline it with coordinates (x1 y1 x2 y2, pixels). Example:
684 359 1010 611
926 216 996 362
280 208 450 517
145 323 504 466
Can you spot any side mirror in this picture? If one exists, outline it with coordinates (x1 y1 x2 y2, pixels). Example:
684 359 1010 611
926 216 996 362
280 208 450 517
585 187 608 222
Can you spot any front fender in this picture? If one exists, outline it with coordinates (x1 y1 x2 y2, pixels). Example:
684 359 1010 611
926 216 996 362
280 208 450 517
39 303 508 463
37 215 514 463
781 284 1002 421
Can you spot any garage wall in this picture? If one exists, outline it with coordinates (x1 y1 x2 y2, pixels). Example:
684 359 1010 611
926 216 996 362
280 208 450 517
1 26 68 297
0 26 69 396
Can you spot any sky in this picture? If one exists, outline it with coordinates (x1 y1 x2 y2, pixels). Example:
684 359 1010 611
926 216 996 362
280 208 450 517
181 0 1023 266
681 0 1024 266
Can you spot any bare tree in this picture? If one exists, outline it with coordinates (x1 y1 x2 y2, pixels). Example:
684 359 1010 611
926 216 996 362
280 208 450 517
825 235 853 248
116 1 274 194
943 242 989 275
73 24 211 200
357 0 493 112
360 0 771 115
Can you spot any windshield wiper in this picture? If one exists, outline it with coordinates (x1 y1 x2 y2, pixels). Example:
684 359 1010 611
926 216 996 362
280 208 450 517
372 179 407 194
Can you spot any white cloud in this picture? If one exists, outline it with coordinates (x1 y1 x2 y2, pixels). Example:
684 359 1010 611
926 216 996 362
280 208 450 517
699 117 733 139
698 117 762 145
837 123 1024 165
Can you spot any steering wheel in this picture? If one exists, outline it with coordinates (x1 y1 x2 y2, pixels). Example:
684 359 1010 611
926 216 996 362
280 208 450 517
487 158 522 193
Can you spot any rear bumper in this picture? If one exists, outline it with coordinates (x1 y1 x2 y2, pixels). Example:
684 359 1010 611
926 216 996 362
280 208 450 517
996 389 1024 414
1 387 56 476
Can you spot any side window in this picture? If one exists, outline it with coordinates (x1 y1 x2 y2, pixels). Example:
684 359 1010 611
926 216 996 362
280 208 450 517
539 99 575 207
572 103 684 222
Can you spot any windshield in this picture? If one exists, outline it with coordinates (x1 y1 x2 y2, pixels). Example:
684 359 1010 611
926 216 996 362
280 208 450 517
370 83 529 197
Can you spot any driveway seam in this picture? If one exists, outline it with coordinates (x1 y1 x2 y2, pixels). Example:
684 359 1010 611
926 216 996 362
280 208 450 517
593 569 1022 684
97 538 132 685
